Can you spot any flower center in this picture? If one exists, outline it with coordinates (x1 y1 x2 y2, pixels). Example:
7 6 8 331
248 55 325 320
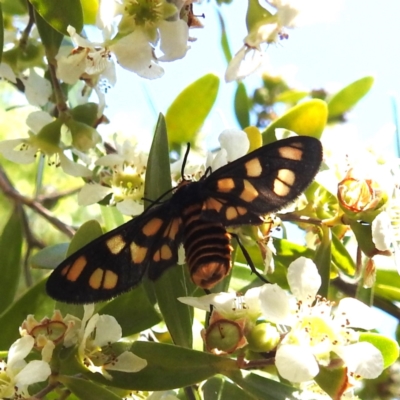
125 0 163 27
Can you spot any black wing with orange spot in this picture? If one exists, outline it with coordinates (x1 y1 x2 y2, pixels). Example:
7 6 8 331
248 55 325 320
200 136 323 226
46 203 183 303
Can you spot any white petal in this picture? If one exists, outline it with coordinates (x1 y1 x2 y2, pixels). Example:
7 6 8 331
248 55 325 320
26 111 53 133
14 360 51 386
56 52 87 84
334 298 376 330
178 292 234 312
78 183 112 206
372 211 392 251
287 257 321 303
96 153 124 167
336 342 383 379
24 69 52 106
136 59 164 80
116 199 144 216
0 139 37 164
7 336 34 367
112 31 153 72
218 129 250 161
59 152 92 177
105 351 147 372
158 20 189 61
67 25 95 48
260 284 292 324
244 287 262 317
93 315 122 347
210 148 228 171
275 344 319 382
225 46 263 82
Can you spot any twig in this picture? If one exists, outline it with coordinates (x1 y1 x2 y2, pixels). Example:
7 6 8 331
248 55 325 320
0 165 75 238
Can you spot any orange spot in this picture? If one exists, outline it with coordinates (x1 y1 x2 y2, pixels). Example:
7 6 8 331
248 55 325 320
66 256 86 282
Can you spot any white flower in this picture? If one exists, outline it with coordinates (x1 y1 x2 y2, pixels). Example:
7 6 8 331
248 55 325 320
22 68 52 106
207 129 250 171
260 257 384 383
0 111 91 177
372 211 393 251
69 304 147 379
78 138 147 214
179 287 262 321
0 336 51 399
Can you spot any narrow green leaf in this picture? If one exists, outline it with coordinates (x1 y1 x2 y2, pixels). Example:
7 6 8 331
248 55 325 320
1 0 26 15
0 209 23 314
100 205 125 233
59 376 123 400
216 9 232 63
375 270 400 302
262 99 328 143
99 286 161 337
88 341 237 390
331 232 356 276
30 243 68 269
0 3 3 63
202 376 256 400
34 9 63 60
314 365 348 400
145 114 193 348
29 0 83 35
165 74 220 145
359 332 400 368
328 76 374 119
314 225 332 298
276 89 309 104
228 371 295 400
234 83 250 129
0 278 55 349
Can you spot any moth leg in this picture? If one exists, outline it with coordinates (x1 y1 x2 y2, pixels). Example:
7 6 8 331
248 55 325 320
231 233 270 285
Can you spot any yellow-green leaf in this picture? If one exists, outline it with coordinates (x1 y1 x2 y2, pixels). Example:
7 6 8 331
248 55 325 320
262 99 328 143
165 74 220 145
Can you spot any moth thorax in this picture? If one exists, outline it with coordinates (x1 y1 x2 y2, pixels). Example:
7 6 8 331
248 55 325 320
182 203 233 289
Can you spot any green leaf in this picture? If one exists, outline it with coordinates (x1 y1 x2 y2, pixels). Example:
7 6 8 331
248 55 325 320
145 114 193 348
0 3 3 63
0 209 23 314
216 9 232 63
314 225 331 298
359 332 400 368
29 0 83 35
81 0 99 25
262 99 328 143
0 278 55 350
165 74 220 145
331 232 356 276
234 83 250 129
67 220 104 256
228 371 295 400
31 243 68 269
314 365 348 400
327 76 374 119
1 0 26 15
100 205 125 233
34 9 63 60
59 376 123 400
99 286 161 337
275 89 309 104
375 270 400 302
88 341 237 391
202 376 256 400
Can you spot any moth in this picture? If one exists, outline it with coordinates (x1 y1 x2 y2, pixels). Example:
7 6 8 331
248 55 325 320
46 136 323 303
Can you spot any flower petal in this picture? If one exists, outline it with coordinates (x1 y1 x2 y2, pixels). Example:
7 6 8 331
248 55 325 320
26 111 54 133
287 257 321 303
0 139 37 164
218 129 250 162
372 211 392 251
225 46 263 82
24 68 52 107
116 199 144 216
158 20 189 61
7 336 34 367
93 315 122 347
14 360 51 386
105 351 147 372
275 344 319 382
334 298 376 330
59 152 92 177
78 183 112 206
335 342 383 379
260 284 292 324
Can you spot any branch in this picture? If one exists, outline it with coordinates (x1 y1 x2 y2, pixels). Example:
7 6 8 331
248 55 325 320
0 165 75 238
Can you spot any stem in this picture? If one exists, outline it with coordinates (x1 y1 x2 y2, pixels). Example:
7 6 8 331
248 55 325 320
19 1 35 50
0 165 75 238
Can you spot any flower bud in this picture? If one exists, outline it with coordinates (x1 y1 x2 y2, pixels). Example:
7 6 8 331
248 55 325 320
247 322 280 353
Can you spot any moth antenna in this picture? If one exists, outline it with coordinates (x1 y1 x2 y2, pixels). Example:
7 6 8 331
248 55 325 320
181 143 191 179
